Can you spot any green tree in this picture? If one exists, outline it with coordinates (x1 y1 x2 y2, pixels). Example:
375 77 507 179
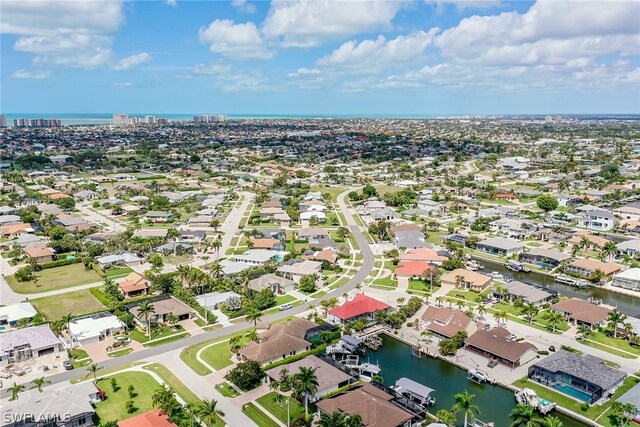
246 306 262 327
86 363 103 382
8 382 25 400
539 416 564 427
136 300 156 339
536 194 559 212
31 377 50 392
435 409 456 427
607 309 627 338
224 360 264 391
292 366 319 416
509 404 540 427
452 390 480 427
195 398 218 427
298 273 318 293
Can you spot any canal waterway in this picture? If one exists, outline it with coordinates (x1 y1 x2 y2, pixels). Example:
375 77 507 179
366 334 586 427
475 257 640 316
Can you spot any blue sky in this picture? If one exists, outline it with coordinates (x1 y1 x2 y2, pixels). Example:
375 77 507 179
1 0 639 115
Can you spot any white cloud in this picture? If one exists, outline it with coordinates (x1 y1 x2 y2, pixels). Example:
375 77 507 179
425 0 502 11
193 62 233 75
113 53 152 71
166 0 177 6
198 19 272 59
113 81 132 88
11 69 51 79
2 0 150 71
231 0 256 14
262 0 406 47
318 29 439 73
287 67 320 77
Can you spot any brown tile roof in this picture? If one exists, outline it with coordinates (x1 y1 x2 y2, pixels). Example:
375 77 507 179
23 245 55 258
465 327 537 362
567 259 622 276
551 297 611 325
238 318 317 364
119 272 151 293
251 238 280 249
265 355 352 391
441 269 492 289
422 306 472 338
0 223 33 235
302 249 338 264
316 384 413 427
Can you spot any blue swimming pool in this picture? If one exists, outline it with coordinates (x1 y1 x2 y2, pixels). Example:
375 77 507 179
554 384 592 402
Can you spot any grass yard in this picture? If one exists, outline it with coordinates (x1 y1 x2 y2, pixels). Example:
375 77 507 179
255 392 304 425
31 289 106 320
408 279 435 293
581 339 638 359
129 326 186 343
142 364 202 407
373 276 396 287
587 332 640 356
105 267 134 278
94 371 158 424
144 332 190 347
242 403 280 427
108 348 133 357
445 289 485 303
275 295 296 305
6 263 102 294
310 290 327 298
215 382 240 398
201 335 251 370
309 186 347 202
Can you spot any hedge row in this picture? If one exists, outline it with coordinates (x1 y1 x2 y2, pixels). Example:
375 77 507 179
41 257 82 269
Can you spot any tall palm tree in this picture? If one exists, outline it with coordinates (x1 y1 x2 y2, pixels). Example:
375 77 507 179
60 313 75 348
436 296 444 307
246 306 262 327
209 261 223 284
602 240 618 263
166 227 180 256
293 367 319 416
509 404 540 427
523 302 539 324
477 304 487 320
210 238 222 261
85 363 103 382
546 311 563 333
607 309 626 338
579 236 590 256
31 377 50 392
539 416 564 427
137 300 155 339
195 398 218 427
8 382 25 400
452 390 480 427
152 385 176 408
268 380 281 403
319 411 348 427
176 265 192 286
577 324 592 341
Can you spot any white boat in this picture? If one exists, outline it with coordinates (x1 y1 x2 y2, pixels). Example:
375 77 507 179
490 272 505 281
467 369 494 384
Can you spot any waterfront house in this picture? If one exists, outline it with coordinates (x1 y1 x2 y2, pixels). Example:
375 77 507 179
328 294 391 326
399 247 449 265
277 260 323 282
69 313 125 346
612 268 640 291
248 273 296 294
465 327 538 368
563 259 622 279
528 350 626 404
550 297 611 328
613 206 640 222
500 281 555 305
520 248 571 268
577 210 615 231
238 318 316 365
265 355 353 402
0 325 63 365
421 306 474 339
476 237 525 257
0 381 99 427
440 269 492 292
616 239 640 259
489 218 535 239
118 272 151 299
316 383 413 427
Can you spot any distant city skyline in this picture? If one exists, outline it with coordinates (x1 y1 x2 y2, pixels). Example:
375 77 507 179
1 0 639 115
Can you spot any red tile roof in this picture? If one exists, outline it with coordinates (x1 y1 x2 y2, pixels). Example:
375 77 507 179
395 260 438 277
118 409 177 427
329 294 390 320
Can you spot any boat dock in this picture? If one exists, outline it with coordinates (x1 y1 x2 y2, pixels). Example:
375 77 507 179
467 369 496 384
393 377 436 406
554 274 591 288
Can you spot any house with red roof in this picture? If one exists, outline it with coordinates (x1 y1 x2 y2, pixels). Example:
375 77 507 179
395 260 438 279
399 247 449 265
328 294 391 325
118 409 177 427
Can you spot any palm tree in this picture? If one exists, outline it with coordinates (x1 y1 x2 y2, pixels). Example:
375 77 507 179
279 368 291 391
539 416 564 427
210 238 222 260
523 302 539 324
607 309 627 338
546 311 563 333
455 299 465 310
293 367 319 416
610 401 635 427
152 385 176 408
493 310 507 325
245 328 259 342
268 380 281 402
455 274 465 290
8 382 25 400
452 390 481 427
85 363 103 382
602 240 618 263
166 227 180 256
577 324 592 341
209 261 223 283
246 306 262 327
60 313 75 349
509 404 540 427
136 300 155 339
436 296 444 307
31 377 50 392
579 236 590 256
477 304 487 320
229 334 243 352
195 398 218 427
176 265 192 286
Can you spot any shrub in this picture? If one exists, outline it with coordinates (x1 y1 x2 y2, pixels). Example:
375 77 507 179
41 257 81 269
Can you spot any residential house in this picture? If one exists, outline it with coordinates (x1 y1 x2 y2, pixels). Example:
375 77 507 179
399 247 449 265
118 272 152 298
179 229 207 244
395 260 438 279
577 210 615 231
196 291 241 310
0 302 38 327
277 260 323 282
394 230 428 250
421 306 474 339
118 409 178 427
248 274 296 294
520 248 572 268
23 245 55 263
74 189 98 201
296 227 330 244
144 210 173 223
556 194 584 207
69 313 125 346
95 253 145 269
132 228 168 239
476 237 525 257
238 318 317 365
465 327 538 368
613 206 640 222
440 269 492 292
612 268 640 291
251 238 285 251
616 239 640 259
129 296 195 325
500 281 555 305
490 218 535 239
328 294 391 326
231 249 281 266
370 208 398 222
0 325 63 365
528 350 626 404
551 297 611 328
564 259 622 279
0 223 35 237
302 249 339 265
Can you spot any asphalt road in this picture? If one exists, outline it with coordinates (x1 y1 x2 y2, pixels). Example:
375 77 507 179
45 188 374 386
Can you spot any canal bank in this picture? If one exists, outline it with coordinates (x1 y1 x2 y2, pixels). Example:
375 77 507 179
472 254 640 316
366 333 589 427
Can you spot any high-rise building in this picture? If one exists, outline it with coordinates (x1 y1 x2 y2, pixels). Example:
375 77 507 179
113 114 129 126
129 116 141 124
0 114 6 127
13 118 29 127
30 119 61 127
193 115 226 123
193 115 209 123
145 115 156 124
210 115 226 122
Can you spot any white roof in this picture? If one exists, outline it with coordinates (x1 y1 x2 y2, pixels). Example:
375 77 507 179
277 260 322 276
0 302 37 323
69 315 124 342
614 268 640 281
232 249 280 263
220 259 253 275
197 291 241 308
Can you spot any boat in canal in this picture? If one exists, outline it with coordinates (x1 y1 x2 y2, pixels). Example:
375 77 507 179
467 369 495 384
515 388 557 414
490 271 506 281
392 377 436 406
506 260 531 273
554 274 591 288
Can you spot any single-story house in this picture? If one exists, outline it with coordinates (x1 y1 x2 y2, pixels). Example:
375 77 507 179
563 259 622 279
551 297 611 328
118 409 178 427
395 260 438 279
69 313 125 346
23 245 55 263
118 272 152 298
476 237 525 257
421 306 474 339
520 248 572 268
0 325 63 365
612 268 640 291
132 228 169 239
465 327 538 368
328 294 391 326
528 350 626 404
238 318 317 365
277 260 323 282
144 210 173 223
265 355 353 402
616 239 640 259
0 302 38 326
440 269 493 292
196 291 241 310
179 229 207 243
296 227 330 243
500 281 555 305
302 249 339 265
251 238 285 251
231 249 281 266
0 222 35 237
248 274 296 294
399 247 449 265
129 296 195 325
96 252 145 269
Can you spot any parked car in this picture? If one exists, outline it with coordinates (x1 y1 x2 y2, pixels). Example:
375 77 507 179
279 304 293 311
63 360 74 370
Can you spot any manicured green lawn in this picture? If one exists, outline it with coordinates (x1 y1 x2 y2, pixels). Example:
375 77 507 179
142 364 200 406
6 263 102 293
215 382 240 398
587 332 640 356
581 339 638 359
513 376 640 423
310 290 327 298
275 295 296 305
309 186 347 202
129 326 187 343
180 341 213 376
408 279 436 293
105 267 134 278
532 312 569 332
373 276 396 287
201 335 251 370
31 289 106 320
256 392 304 425
108 348 133 357
492 302 522 316
94 371 158 424
144 332 190 348
242 403 280 427
70 349 89 359
445 289 484 303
